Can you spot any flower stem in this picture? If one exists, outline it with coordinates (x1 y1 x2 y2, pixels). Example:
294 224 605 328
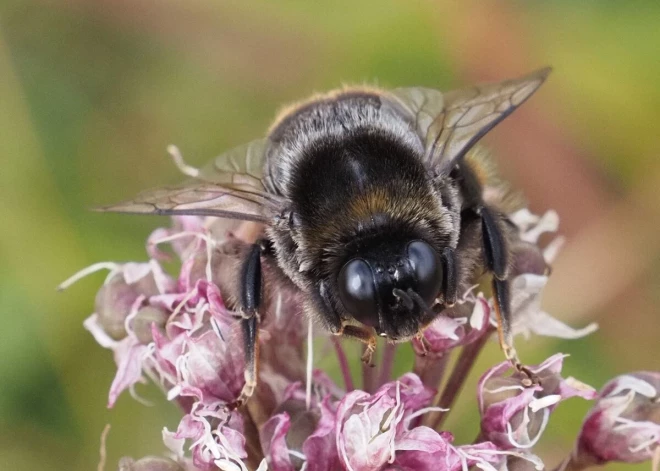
428 331 491 431
414 353 449 392
551 453 599 471
241 408 266 470
98 424 111 471
377 343 397 388
332 337 354 391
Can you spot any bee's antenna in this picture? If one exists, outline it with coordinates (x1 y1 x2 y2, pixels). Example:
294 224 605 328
392 288 414 310
406 289 435 317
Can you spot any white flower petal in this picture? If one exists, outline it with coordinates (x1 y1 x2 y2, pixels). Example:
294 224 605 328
162 427 186 458
470 300 486 329
606 375 658 399
542 236 565 264
527 311 598 339
529 394 561 412
83 314 117 349
509 209 540 231
520 210 559 244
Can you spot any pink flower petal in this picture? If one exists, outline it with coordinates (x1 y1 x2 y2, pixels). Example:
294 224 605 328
578 372 660 464
302 398 342 471
478 354 596 449
181 327 245 405
108 338 147 407
260 413 295 471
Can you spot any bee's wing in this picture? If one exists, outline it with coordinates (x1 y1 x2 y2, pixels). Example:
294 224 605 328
97 138 285 224
195 138 269 186
391 67 551 175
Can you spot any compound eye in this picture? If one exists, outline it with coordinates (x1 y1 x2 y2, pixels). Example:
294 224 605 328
338 259 379 326
407 240 443 305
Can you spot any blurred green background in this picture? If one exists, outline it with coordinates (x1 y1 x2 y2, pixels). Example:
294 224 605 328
1 1 659 470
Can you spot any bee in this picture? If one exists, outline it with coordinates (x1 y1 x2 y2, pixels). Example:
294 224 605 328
100 68 551 407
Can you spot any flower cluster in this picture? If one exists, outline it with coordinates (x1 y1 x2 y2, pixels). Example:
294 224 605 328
573 372 660 468
61 208 659 471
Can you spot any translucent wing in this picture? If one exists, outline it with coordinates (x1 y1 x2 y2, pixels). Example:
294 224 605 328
391 67 551 175
195 138 269 186
97 138 285 224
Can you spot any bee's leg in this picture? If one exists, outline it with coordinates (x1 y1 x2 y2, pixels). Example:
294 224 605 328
332 324 377 366
414 331 432 356
441 247 458 307
480 206 509 280
227 243 263 410
317 280 378 366
480 206 537 386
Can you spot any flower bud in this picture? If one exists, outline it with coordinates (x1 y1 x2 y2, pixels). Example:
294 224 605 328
510 241 548 278
131 306 169 344
95 264 164 340
576 371 660 464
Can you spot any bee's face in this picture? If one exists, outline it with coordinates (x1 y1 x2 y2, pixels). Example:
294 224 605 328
337 239 442 340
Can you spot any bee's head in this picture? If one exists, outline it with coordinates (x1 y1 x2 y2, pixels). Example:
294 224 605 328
336 238 443 341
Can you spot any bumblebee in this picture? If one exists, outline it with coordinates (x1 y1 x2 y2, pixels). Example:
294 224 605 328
102 68 551 407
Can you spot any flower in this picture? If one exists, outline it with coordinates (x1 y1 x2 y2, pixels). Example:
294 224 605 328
506 209 598 341
335 373 436 470
389 436 501 471
478 353 597 449
576 372 660 464
413 209 596 367
259 373 342 471
64 207 656 471
64 261 175 406
163 404 250 471
412 293 491 358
